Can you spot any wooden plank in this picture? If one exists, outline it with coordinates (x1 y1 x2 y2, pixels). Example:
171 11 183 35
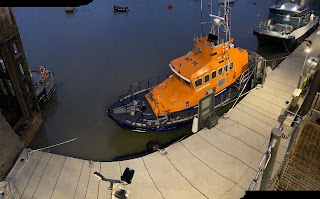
264 78 295 94
85 161 100 199
21 153 52 199
268 70 300 82
216 118 267 151
266 73 298 88
261 84 293 100
51 157 84 199
182 135 248 184
73 160 92 199
143 152 207 199
229 108 274 138
32 154 66 199
10 151 43 195
273 67 301 77
198 128 262 167
238 101 279 120
249 89 288 106
241 94 283 116
98 162 121 199
166 142 235 199
120 158 164 199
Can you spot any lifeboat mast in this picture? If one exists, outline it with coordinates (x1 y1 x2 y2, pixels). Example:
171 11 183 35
201 0 232 45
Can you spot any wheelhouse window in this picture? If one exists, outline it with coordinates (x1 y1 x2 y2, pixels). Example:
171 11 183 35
218 68 222 75
212 70 216 79
229 62 233 70
195 78 202 87
224 65 228 72
204 74 209 83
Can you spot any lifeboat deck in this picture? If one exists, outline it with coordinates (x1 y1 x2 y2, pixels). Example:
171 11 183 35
3 29 320 198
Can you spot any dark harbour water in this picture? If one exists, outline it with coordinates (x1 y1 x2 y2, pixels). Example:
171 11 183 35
13 0 293 161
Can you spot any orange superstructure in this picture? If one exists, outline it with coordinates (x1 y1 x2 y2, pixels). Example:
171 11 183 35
145 35 249 116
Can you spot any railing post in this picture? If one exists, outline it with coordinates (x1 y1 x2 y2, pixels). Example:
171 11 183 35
278 117 302 181
260 128 282 191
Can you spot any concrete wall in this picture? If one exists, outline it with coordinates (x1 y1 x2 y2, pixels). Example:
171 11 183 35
0 111 24 177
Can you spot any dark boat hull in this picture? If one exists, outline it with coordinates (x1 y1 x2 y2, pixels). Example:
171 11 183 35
107 85 240 133
253 21 319 51
253 29 296 50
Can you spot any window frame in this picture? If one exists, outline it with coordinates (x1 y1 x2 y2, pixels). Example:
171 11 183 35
218 67 223 75
229 62 234 70
204 74 210 83
212 70 216 79
194 78 203 87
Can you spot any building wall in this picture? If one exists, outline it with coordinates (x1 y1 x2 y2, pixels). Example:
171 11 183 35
0 8 42 175
0 111 24 176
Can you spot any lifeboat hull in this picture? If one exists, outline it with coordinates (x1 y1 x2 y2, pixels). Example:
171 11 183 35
107 84 240 133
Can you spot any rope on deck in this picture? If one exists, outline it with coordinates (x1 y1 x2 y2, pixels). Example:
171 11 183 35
0 181 20 199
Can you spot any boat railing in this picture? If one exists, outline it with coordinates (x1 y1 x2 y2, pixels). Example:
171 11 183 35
118 74 170 102
248 51 267 85
194 36 226 48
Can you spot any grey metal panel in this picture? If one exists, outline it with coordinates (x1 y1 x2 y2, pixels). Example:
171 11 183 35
198 92 215 130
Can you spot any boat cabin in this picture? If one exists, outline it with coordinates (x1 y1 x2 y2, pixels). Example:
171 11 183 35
145 33 248 116
267 1 315 30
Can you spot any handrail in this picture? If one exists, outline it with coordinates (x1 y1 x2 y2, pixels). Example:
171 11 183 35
118 74 170 102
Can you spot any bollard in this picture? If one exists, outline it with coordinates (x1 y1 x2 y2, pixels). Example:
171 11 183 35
260 128 282 191
278 117 302 181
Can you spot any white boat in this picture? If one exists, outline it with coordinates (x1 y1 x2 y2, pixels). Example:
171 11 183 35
253 0 319 50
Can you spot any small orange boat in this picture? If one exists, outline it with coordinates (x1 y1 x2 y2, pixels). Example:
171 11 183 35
108 1 265 132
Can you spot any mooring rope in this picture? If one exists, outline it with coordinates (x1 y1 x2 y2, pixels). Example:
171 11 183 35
0 181 20 199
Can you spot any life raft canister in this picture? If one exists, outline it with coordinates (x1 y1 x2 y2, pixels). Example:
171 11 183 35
310 13 314 21
284 29 291 34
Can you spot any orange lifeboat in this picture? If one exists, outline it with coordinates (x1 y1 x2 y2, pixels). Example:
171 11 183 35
107 1 262 132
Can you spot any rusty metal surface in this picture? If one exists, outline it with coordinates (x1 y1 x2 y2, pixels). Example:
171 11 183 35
276 121 320 190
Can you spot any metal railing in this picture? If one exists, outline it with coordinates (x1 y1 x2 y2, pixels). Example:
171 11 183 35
249 128 282 191
309 92 320 111
118 74 169 102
